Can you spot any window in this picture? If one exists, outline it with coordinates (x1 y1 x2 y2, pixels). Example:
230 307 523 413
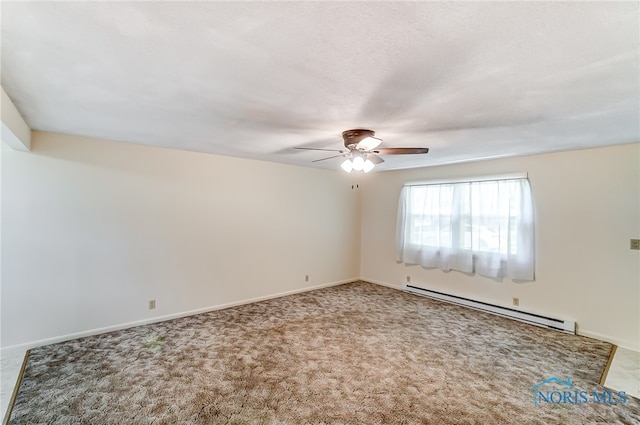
396 175 535 280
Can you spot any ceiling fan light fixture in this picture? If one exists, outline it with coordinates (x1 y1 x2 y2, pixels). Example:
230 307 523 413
362 159 375 173
304 128 428 172
356 136 382 151
341 159 353 173
352 155 365 171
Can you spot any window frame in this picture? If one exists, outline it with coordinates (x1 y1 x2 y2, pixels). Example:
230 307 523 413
396 173 535 280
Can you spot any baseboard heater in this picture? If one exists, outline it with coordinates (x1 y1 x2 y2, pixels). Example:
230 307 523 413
403 284 575 334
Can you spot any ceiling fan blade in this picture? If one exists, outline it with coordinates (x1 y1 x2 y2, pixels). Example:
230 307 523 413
367 154 385 164
311 154 348 163
295 147 344 152
374 148 429 155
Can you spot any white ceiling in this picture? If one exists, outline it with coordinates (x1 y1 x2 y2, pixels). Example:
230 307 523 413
2 1 639 171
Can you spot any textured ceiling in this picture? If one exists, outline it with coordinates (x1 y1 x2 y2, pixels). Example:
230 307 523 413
2 1 639 171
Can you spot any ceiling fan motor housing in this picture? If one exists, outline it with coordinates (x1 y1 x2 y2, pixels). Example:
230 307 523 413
342 129 375 148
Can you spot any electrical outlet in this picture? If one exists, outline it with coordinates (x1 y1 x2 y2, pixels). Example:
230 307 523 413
406 275 411 283
631 239 640 250
149 299 156 310
305 275 309 282
512 297 519 307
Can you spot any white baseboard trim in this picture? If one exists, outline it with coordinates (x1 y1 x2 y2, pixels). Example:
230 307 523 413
360 277 403 290
4 277 636 355
0 278 359 355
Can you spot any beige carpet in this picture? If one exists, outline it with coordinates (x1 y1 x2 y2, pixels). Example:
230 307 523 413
7 282 639 424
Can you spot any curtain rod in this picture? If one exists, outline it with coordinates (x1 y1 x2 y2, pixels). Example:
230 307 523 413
404 172 528 187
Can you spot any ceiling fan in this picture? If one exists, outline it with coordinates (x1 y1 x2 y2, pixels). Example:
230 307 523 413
295 129 429 173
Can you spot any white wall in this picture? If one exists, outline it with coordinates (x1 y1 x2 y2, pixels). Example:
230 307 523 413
360 144 640 351
1 132 360 348
3 134 638 352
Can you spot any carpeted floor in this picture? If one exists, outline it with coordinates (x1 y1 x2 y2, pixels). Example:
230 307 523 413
7 282 640 424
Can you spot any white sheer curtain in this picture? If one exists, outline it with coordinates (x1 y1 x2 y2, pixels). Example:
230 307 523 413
396 177 535 280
